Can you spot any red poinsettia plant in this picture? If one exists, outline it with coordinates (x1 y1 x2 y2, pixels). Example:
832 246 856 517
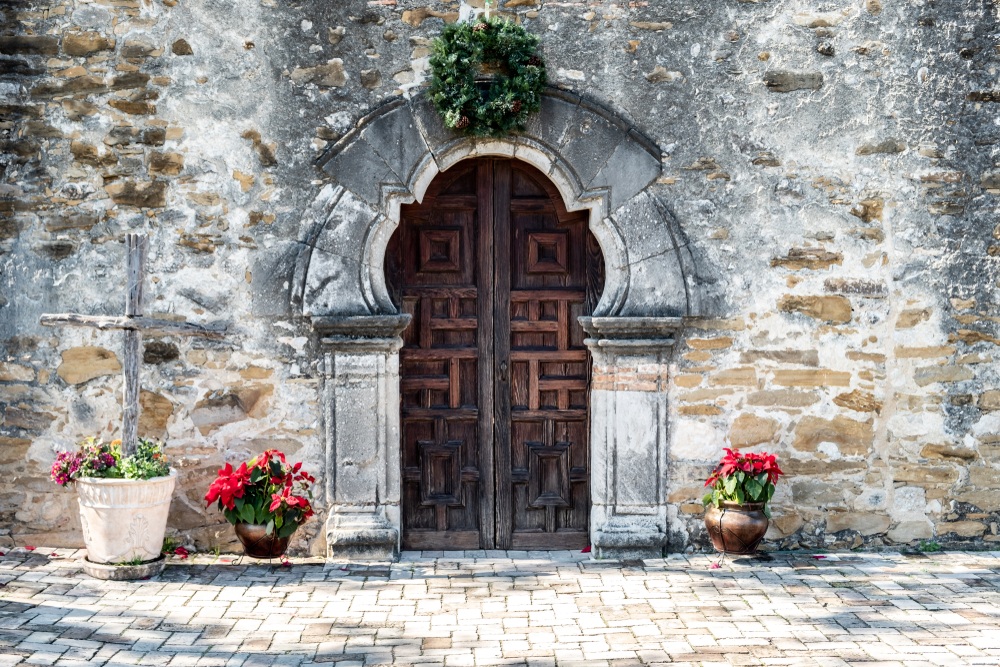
703 448 784 518
205 450 315 539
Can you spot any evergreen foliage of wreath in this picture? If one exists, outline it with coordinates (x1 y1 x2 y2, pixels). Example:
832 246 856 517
428 17 547 137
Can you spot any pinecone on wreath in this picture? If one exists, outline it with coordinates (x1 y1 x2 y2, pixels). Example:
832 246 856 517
455 115 470 129
528 54 543 67
473 22 489 32
511 100 523 114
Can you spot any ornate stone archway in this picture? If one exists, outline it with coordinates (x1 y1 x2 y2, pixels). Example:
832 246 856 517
295 90 705 560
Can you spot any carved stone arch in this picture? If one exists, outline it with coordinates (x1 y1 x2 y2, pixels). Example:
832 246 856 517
305 90 706 562
292 89 705 321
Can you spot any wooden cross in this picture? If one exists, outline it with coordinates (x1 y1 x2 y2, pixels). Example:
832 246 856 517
40 233 226 457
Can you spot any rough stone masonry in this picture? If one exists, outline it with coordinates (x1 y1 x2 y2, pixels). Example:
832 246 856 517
0 0 998 556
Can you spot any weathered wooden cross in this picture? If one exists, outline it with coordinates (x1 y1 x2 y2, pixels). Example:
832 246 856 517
40 233 226 457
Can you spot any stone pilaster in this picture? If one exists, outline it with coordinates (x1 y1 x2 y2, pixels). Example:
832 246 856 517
580 316 682 560
316 315 411 561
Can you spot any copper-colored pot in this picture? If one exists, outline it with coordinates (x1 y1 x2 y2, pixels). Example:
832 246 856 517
233 522 291 559
704 501 769 555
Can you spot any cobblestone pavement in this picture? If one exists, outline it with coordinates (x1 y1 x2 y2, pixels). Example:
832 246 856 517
2 547 1000 667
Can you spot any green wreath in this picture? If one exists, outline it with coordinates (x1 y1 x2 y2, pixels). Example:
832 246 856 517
428 16 547 137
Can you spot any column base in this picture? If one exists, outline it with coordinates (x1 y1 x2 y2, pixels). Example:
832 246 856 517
326 511 399 561
592 529 666 561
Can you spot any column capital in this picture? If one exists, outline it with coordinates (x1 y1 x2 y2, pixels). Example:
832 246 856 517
579 316 682 359
314 314 412 354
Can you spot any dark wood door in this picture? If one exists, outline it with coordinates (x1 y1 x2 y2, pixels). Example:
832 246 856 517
387 158 602 550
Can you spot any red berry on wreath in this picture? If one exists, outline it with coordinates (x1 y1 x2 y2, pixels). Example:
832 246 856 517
455 115 470 129
511 100 523 114
528 54 543 67
473 22 488 32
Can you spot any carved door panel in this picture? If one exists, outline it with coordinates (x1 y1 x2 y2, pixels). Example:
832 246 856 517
388 158 601 551
494 160 601 550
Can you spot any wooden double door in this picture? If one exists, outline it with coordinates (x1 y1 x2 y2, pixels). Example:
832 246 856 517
385 158 603 550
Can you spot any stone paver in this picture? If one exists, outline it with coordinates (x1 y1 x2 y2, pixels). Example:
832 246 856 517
3 547 1000 666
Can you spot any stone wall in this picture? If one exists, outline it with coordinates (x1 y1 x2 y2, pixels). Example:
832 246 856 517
0 0 997 553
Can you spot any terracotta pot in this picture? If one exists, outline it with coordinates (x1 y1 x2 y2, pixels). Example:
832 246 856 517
234 522 291 559
75 469 177 565
704 501 769 555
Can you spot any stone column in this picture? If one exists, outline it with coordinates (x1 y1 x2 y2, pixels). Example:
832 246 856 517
580 317 682 560
316 315 411 561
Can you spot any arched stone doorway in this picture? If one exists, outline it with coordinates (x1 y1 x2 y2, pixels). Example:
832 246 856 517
387 157 602 551
294 90 706 560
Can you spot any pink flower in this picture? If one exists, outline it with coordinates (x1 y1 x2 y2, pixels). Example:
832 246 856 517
709 563 721 569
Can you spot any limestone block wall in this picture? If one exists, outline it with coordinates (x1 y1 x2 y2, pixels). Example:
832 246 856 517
0 0 997 553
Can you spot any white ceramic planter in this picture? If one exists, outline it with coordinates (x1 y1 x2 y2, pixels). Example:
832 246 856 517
75 468 177 564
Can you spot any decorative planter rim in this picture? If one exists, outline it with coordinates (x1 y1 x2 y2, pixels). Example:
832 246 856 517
716 500 764 511
75 468 178 486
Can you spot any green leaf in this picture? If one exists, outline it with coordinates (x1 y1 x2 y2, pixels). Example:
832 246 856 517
256 505 270 525
712 489 720 507
277 522 297 539
724 476 737 495
266 519 274 536
223 508 239 525
763 504 772 519
735 486 745 504
275 515 283 529
766 484 775 501
250 467 262 483
702 493 713 506
746 478 763 501
234 496 244 510
239 503 255 524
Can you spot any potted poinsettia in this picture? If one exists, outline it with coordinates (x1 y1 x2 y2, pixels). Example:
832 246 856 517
51 437 176 575
205 450 315 558
702 448 784 555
